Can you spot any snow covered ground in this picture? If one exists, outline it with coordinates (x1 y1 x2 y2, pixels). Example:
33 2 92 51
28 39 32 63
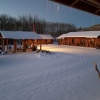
0 44 100 100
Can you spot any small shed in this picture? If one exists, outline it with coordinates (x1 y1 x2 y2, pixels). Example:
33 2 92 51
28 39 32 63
39 34 54 44
57 31 100 48
0 31 42 52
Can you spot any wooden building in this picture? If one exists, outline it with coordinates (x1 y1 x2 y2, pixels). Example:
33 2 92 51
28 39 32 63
57 31 100 48
0 31 42 52
39 34 54 44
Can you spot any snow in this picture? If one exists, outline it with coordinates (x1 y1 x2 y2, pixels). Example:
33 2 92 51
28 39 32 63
0 44 100 100
0 31 42 39
39 34 54 39
57 31 100 38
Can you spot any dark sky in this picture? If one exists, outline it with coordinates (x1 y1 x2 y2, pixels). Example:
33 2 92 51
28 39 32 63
0 0 100 28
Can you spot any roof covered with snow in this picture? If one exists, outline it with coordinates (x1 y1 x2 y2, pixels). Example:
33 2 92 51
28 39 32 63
0 31 42 39
57 31 100 39
39 34 54 39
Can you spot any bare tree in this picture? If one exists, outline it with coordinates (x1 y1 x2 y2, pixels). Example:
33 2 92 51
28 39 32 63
0 14 77 37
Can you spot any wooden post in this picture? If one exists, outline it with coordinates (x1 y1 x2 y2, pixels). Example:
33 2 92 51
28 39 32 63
94 38 97 48
40 40 42 51
62 38 64 45
85 38 86 47
85 39 89 47
22 40 26 52
34 39 37 46
14 39 17 53
32 40 34 51
2 38 5 51
6 39 9 50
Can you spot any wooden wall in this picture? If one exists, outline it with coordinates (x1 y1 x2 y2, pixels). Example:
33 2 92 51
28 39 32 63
58 37 100 48
38 39 54 44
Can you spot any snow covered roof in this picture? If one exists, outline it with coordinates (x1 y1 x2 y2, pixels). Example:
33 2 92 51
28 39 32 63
57 31 100 39
0 31 42 39
39 34 54 39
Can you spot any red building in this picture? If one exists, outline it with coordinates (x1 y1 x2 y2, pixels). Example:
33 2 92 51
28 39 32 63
0 31 42 52
57 31 100 48
39 34 54 44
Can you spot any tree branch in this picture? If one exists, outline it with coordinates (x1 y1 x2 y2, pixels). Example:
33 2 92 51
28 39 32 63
94 62 100 78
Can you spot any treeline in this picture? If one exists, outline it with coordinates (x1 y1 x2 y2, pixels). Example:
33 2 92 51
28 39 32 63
0 14 77 38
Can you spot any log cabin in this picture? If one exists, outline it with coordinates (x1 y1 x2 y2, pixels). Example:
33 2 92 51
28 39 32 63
39 34 54 44
0 31 42 52
57 31 100 48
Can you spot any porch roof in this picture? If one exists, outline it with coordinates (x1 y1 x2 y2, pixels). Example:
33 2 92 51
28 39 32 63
50 0 100 16
57 31 100 39
0 31 42 39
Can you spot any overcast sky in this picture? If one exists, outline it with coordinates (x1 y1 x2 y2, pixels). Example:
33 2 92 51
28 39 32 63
0 0 100 28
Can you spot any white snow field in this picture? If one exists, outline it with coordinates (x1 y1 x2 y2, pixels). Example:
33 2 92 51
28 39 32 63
0 44 100 100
